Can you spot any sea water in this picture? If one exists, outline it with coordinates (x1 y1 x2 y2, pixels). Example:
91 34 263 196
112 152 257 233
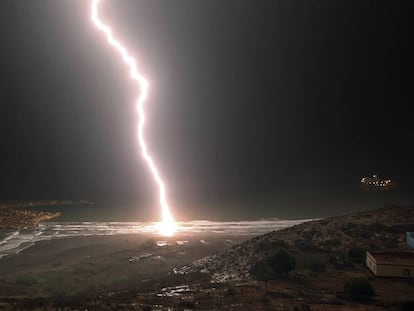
0 219 311 259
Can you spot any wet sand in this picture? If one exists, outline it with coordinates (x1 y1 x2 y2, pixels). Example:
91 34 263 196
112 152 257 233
0 234 150 275
0 232 250 298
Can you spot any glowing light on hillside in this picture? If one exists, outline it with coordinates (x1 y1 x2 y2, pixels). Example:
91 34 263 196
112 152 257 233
91 0 176 236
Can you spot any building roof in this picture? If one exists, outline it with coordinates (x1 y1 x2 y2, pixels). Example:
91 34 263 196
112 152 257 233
368 251 414 262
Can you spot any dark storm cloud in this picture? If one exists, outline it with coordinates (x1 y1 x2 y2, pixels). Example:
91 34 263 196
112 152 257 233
0 0 413 219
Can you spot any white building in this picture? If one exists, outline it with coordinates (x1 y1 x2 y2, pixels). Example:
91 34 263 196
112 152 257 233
366 251 414 278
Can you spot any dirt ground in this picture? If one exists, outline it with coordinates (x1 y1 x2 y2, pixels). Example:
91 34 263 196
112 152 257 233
1 232 414 310
0 232 248 298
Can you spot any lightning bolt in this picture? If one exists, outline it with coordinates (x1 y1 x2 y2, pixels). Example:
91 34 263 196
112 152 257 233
91 0 176 236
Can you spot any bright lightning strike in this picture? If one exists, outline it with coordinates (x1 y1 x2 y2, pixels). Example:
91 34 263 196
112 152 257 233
91 0 177 236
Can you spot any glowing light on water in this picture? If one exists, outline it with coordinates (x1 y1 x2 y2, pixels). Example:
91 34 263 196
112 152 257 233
91 0 176 236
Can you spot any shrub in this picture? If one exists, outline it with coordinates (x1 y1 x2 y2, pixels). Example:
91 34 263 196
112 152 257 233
16 274 38 286
225 286 237 296
348 247 365 264
250 249 296 280
270 240 289 250
176 301 196 309
255 240 289 253
328 254 354 270
270 249 296 277
294 239 315 251
297 256 326 272
344 278 375 301
398 300 414 311
250 262 275 281
324 239 342 247
308 259 326 272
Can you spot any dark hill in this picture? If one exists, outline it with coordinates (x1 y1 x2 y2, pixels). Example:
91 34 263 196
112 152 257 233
179 205 414 282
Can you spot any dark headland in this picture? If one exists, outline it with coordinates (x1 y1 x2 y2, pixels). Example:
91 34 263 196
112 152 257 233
0 200 63 230
0 200 95 229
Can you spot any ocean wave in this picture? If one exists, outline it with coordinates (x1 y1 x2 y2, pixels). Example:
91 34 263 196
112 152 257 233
0 219 313 259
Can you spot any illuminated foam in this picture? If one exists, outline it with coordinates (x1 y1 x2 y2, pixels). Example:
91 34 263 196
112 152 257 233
91 0 176 236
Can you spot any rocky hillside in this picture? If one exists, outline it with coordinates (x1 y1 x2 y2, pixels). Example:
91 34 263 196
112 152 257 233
179 205 414 282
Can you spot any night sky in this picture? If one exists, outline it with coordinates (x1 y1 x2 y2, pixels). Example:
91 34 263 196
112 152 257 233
0 1 413 220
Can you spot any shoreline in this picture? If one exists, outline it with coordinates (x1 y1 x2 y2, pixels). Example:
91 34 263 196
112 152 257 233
0 219 311 260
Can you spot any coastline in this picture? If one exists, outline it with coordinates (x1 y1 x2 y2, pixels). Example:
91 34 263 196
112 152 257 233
0 219 310 260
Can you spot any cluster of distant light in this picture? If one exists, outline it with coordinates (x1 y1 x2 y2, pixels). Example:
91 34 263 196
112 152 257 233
90 0 176 236
360 174 393 189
